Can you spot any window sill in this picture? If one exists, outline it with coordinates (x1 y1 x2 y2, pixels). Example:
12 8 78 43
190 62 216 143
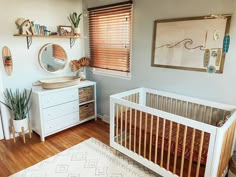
90 68 131 80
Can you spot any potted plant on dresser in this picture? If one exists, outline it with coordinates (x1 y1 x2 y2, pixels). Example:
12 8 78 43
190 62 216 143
0 88 32 143
68 12 82 35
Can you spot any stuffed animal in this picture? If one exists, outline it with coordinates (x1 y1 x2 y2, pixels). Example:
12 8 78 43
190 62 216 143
15 18 32 35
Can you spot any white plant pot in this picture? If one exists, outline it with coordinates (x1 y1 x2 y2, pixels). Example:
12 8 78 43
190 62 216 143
73 27 80 35
13 117 29 132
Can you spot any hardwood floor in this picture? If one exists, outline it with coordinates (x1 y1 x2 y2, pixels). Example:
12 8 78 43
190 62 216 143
0 119 109 177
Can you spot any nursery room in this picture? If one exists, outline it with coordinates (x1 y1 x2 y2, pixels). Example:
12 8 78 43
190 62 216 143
0 0 236 177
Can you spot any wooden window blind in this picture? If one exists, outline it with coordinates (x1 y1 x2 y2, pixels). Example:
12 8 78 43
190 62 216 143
88 1 132 73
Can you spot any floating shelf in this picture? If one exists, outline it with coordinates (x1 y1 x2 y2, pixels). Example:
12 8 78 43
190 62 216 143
13 34 81 49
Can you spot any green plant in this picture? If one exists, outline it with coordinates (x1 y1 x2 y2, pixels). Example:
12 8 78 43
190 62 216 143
0 89 32 120
68 12 82 28
5 56 11 60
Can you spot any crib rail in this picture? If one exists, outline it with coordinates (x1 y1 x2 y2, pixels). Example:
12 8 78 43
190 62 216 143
110 96 217 177
146 92 231 127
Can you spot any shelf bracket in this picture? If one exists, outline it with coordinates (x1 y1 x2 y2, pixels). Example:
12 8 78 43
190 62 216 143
26 36 32 49
70 38 76 48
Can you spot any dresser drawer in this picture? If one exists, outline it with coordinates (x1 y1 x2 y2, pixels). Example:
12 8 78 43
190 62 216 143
42 89 78 108
45 112 79 135
43 101 79 121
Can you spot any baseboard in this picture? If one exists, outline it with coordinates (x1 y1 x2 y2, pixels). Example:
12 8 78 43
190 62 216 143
97 114 110 124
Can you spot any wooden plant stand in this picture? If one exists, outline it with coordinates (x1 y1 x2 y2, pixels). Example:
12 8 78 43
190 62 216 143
12 123 32 143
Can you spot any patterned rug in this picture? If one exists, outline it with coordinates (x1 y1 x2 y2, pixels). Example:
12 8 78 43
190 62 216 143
10 138 160 177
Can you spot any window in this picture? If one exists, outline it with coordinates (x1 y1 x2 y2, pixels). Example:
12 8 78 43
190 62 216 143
88 1 133 76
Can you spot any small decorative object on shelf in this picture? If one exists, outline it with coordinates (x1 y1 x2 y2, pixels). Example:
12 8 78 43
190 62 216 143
58 25 73 36
2 46 13 76
0 88 32 143
70 57 90 80
68 12 82 36
15 18 33 35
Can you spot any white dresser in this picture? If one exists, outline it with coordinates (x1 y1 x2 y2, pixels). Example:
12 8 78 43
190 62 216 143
28 81 96 141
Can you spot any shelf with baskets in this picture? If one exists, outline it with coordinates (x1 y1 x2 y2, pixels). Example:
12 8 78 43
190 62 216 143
13 34 81 49
79 85 96 121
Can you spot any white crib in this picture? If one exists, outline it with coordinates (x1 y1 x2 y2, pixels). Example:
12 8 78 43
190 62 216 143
110 88 236 177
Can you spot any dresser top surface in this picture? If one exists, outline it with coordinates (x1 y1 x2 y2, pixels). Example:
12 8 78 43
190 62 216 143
28 80 96 94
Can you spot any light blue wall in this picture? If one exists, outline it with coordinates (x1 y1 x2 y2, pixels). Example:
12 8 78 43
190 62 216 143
84 0 236 120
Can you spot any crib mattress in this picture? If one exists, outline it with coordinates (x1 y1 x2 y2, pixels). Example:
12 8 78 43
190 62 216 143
116 110 210 165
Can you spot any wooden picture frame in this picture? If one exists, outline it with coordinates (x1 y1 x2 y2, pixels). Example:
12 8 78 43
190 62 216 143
58 25 73 36
151 15 231 73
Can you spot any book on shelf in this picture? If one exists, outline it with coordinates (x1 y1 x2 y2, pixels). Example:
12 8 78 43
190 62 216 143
30 21 37 35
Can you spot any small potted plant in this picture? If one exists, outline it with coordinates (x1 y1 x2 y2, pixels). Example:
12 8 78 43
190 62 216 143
68 12 82 35
5 56 12 66
0 88 32 132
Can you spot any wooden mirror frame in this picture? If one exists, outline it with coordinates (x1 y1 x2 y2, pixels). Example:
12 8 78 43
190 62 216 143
38 43 68 73
151 15 231 73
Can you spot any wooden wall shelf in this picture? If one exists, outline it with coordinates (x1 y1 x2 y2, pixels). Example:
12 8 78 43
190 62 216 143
13 34 81 49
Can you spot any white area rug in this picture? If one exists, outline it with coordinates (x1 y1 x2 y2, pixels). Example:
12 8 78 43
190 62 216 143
10 138 159 177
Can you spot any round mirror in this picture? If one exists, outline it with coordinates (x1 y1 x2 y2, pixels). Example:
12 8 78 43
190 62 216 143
38 43 68 73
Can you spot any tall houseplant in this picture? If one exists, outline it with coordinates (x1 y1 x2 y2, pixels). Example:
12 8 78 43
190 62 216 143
68 12 82 35
0 88 32 132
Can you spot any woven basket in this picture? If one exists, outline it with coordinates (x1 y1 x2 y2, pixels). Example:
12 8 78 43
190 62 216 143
33 76 81 89
80 103 95 121
79 86 94 103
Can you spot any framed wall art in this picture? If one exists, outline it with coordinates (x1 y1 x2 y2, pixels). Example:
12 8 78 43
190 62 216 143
151 15 231 73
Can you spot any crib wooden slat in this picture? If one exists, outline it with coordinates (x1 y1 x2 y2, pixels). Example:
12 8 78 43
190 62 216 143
137 93 139 104
116 104 119 143
163 96 166 111
188 129 196 177
173 123 180 174
151 94 154 108
154 116 159 164
216 109 220 125
147 93 150 107
175 99 178 114
223 110 227 120
202 106 206 123
144 113 148 158
134 109 137 153
129 108 132 150
180 126 187 177
167 121 172 171
170 98 173 113
149 114 154 161
124 107 128 148
196 104 200 121
190 102 194 119
185 101 189 117
120 106 123 145
161 118 166 167
196 131 204 177
138 111 142 155
209 107 213 125
165 97 168 111
180 100 183 116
